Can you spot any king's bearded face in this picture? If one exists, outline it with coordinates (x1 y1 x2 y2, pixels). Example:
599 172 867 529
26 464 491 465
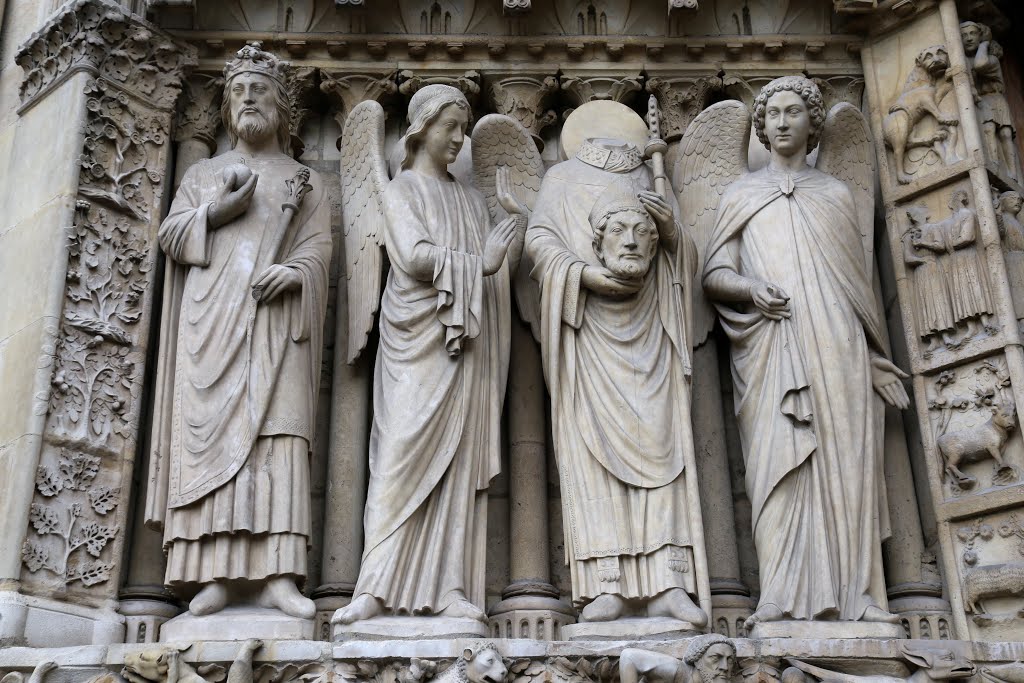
595 209 658 279
228 72 282 144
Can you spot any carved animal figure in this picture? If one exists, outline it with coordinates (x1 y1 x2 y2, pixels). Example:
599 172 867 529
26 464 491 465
883 45 959 184
980 661 1024 683
0 661 57 683
122 639 262 683
964 562 1024 614
937 401 1016 488
786 643 975 683
434 645 507 683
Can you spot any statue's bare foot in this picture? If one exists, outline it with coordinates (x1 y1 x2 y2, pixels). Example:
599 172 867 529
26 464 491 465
440 598 486 621
861 605 900 624
744 603 784 631
646 588 708 627
190 582 229 616
580 594 626 622
259 576 315 619
332 594 384 625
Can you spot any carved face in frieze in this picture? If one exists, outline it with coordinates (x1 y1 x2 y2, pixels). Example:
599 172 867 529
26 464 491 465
693 643 737 683
917 46 952 79
999 191 1023 216
960 23 982 55
593 208 658 279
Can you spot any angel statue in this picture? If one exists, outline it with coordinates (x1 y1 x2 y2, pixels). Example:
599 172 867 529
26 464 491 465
146 44 331 619
525 101 711 631
681 75 910 629
331 84 542 630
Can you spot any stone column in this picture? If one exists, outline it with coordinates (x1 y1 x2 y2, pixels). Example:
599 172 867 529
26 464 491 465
313 70 396 640
861 0 1024 641
117 73 222 644
0 0 195 647
488 319 575 640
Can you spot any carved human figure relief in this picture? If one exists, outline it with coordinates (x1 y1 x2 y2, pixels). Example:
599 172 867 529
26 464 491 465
903 205 956 352
961 22 1024 183
146 44 331 619
691 76 909 629
996 191 1024 333
331 85 533 629
942 190 996 340
882 45 960 184
525 100 709 628
620 634 736 683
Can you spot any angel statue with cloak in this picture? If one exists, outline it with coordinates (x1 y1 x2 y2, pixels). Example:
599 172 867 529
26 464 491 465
525 101 711 631
145 43 331 619
332 84 543 630
682 75 910 629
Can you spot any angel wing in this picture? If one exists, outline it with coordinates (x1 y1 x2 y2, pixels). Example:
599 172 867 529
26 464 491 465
340 100 389 364
815 102 877 275
673 100 751 347
471 113 545 339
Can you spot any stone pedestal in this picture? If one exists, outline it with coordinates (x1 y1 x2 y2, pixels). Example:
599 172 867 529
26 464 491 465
334 617 489 641
488 581 576 640
160 608 314 642
118 592 180 644
561 617 699 641
747 621 904 640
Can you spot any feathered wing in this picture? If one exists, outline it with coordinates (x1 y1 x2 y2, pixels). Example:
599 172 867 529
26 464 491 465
673 100 751 347
815 102 877 275
340 100 389 364
472 113 545 339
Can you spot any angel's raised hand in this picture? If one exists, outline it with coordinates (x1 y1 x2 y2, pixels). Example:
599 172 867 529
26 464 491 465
496 166 528 218
483 217 518 275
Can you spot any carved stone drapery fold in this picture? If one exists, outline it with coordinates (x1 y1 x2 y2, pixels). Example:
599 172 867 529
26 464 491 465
16 0 195 113
15 0 195 608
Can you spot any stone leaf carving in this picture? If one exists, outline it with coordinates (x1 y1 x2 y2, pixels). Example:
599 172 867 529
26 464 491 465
489 76 558 144
882 45 960 185
928 358 1017 491
509 657 617 683
645 76 720 142
287 65 318 156
320 71 397 129
121 640 263 683
561 75 643 108
21 448 120 587
16 0 196 109
79 79 168 222
398 70 481 97
175 75 224 149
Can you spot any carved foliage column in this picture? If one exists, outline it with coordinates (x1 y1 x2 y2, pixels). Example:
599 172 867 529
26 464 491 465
862 0 1024 641
13 0 195 644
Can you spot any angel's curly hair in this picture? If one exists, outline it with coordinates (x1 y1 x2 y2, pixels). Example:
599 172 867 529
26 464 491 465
752 75 827 154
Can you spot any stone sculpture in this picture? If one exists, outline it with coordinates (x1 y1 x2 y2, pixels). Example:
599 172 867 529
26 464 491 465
903 205 956 351
145 43 331 619
689 76 910 629
620 634 735 683
937 401 1016 489
784 644 975 683
0 662 56 683
882 45 958 184
332 85 527 630
434 644 508 683
995 191 1024 331
961 22 1023 183
525 101 709 629
943 190 994 339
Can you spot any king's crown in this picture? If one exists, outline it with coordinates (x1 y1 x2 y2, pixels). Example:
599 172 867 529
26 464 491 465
224 42 290 88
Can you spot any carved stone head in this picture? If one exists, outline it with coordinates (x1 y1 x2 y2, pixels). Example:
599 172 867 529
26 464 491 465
460 643 507 683
997 191 1023 217
916 45 952 79
684 634 736 683
752 75 826 154
220 42 291 153
960 21 989 56
403 84 472 171
589 182 659 280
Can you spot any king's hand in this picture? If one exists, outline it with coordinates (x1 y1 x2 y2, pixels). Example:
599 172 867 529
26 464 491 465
210 166 258 229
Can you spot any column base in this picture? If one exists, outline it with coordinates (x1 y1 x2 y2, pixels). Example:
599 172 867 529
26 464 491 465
312 583 354 642
487 581 576 639
0 592 125 647
709 592 756 638
888 587 953 639
118 587 180 644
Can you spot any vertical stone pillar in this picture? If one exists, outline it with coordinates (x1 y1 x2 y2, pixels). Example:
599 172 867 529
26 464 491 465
0 0 195 648
314 70 396 640
488 319 575 640
117 73 222 644
862 0 1024 641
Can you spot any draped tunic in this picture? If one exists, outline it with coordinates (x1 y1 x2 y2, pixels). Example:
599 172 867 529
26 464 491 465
703 167 891 620
353 170 510 613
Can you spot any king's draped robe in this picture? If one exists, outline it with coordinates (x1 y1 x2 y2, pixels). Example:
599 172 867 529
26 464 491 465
704 166 891 620
353 170 511 614
526 140 701 607
148 153 331 587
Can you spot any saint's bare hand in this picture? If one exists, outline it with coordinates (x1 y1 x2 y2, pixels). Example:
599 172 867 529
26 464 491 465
750 282 791 320
252 264 301 303
871 356 911 409
581 266 643 299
